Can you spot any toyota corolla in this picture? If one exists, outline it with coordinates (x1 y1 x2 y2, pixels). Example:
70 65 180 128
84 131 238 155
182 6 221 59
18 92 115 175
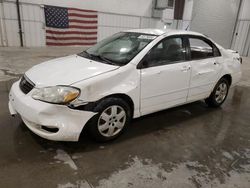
8 29 242 142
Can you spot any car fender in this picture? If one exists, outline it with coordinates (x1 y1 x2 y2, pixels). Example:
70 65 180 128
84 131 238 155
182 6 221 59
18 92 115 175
220 49 241 82
72 64 141 118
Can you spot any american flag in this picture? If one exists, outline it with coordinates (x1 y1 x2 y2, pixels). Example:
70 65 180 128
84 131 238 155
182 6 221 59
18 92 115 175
44 5 98 46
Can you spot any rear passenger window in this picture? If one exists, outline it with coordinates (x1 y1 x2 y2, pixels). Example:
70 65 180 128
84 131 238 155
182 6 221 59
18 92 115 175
189 38 220 60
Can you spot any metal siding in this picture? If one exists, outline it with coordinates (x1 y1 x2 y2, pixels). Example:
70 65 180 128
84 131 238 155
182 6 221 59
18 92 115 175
3 2 17 19
232 21 242 51
239 21 249 54
5 19 19 46
140 17 151 28
0 26 2 46
243 23 250 56
97 12 141 41
190 0 240 48
2 2 19 46
20 3 45 47
1 1 45 47
232 20 250 56
0 3 3 46
140 17 163 29
1 2 161 46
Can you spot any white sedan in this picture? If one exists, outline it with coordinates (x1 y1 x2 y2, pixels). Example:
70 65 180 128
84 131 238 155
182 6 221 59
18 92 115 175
8 29 242 142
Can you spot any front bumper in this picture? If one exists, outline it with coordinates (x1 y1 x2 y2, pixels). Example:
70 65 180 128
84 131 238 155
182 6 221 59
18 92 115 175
8 81 96 141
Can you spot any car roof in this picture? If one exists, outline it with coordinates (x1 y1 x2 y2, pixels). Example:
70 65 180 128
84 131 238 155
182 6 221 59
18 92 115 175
126 28 205 37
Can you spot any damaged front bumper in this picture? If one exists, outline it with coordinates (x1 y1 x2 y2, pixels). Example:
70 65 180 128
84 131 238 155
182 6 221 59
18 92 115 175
8 81 96 141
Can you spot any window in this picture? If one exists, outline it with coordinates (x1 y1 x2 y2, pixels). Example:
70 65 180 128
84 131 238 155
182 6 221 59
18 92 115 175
155 0 174 9
143 37 186 68
168 0 174 8
189 38 220 60
82 32 156 66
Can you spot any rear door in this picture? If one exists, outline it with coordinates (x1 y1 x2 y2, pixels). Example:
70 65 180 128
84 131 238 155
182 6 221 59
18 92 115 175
187 36 223 102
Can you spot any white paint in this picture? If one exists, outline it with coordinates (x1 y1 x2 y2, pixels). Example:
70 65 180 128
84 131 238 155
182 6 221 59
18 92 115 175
9 81 96 141
54 149 78 170
140 61 191 114
25 55 119 86
8 29 242 141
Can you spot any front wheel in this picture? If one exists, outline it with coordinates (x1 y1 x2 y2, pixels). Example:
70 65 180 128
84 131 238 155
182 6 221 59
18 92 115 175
87 98 132 142
205 78 230 107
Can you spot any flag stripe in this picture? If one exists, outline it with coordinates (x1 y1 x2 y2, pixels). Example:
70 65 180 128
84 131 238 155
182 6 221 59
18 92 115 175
68 7 97 13
69 16 97 21
68 13 97 18
47 38 97 43
46 30 97 35
68 9 98 16
69 19 97 24
47 42 96 46
47 36 97 40
68 25 98 29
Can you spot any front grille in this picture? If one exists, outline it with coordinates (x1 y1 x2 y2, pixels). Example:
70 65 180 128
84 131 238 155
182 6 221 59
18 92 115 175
19 75 35 94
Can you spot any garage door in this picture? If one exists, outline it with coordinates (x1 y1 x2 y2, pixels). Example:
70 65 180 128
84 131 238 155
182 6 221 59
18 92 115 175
190 0 241 48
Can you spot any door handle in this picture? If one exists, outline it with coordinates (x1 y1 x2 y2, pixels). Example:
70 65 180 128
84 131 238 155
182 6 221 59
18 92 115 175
214 61 220 65
181 66 191 72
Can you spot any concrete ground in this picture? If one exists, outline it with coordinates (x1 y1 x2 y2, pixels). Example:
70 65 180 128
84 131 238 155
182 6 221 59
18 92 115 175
0 47 250 188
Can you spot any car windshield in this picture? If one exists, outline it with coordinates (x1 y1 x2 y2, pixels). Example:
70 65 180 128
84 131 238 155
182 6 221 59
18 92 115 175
78 32 157 66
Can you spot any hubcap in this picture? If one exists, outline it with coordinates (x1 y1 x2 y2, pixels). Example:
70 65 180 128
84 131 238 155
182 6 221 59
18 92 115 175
98 105 126 137
215 82 228 103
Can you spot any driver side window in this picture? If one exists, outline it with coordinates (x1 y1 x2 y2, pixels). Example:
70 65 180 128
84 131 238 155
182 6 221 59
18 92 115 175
143 37 186 68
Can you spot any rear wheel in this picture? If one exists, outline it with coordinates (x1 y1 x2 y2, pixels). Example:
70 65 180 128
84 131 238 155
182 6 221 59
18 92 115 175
205 78 230 107
88 97 132 142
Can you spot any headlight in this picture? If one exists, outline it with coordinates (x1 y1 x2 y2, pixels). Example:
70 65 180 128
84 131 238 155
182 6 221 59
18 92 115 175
32 86 80 104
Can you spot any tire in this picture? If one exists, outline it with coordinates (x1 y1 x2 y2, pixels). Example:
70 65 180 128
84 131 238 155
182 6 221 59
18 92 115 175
87 97 132 142
205 78 230 107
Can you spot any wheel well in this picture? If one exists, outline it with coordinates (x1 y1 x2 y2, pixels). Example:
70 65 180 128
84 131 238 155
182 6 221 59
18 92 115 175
103 94 134 117
221 74 232 85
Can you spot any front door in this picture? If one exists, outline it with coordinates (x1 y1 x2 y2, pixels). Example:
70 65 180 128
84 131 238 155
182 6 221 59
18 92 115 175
139 36 191 115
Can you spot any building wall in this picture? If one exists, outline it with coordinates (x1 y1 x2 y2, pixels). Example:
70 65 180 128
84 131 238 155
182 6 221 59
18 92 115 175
190 0 240 49
0 0 195 47
8 0 154 17
232 0 250 56
0 2 3 46
0 0 164 47
161 0 193 30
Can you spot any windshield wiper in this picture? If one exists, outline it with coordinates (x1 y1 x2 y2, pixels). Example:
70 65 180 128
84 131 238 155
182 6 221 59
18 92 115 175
79 51 118 66
90 54 118 66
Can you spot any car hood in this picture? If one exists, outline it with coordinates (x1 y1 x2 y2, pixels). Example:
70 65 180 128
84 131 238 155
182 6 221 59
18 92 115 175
25 55 119 87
